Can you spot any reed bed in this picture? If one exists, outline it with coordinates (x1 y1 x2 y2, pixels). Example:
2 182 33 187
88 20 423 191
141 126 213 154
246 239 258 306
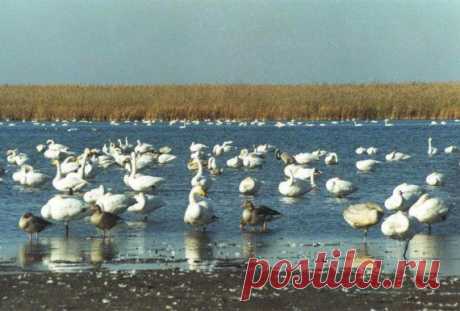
1 83 460 121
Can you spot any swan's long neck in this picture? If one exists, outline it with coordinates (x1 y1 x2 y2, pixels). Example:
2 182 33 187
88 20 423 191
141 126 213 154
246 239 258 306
428 138 432 153
78 152 89 179
130 153 138 177
196 160 203 177
310 173 316 187
189 189 200 204
287 169 294 186
55 161 62 180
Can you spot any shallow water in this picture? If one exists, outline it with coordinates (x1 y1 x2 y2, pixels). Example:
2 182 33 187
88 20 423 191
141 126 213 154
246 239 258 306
0 120 459 275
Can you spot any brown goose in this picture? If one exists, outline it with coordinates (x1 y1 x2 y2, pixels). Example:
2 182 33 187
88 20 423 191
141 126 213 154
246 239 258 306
240 200 282 232
18 213 52 240
90 205 122 238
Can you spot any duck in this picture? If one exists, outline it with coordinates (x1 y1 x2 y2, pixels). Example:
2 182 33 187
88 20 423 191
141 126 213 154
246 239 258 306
127 192 165 219
124 153 164 192
343 203 384 239
325 177 357 198
324 152 338 165
279 169 315 197
356 159 381 172
426 172 444 186
18 213 52 240
90 205 122 238
240 200 282 232
41 195 89 237
427 137 438 156
184 186 217 230
52 160 88 194
191 159 212 191
408 194 449 233
239 176 260 195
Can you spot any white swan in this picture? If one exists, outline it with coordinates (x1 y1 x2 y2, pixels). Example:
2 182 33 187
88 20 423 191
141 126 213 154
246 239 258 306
41 195 88 236
324 152 338 165
444 145 459 154
207 157 222 175
127 192 165 217
239 176 260 195
190 142 208 153
325 177 356 198
355 147 367 155
125 153 164 192
158 153 176 164
385 151 411 161
226 156 243 168
52 160 88 194
408 194 448 232
134 140 154 154
366 147 378 155
191 159 212 191
83 185 105 204
293 152 319 165
427 137 438 156
356 159 381 172
426 172 444 186
283 164 321 181
279 169 314 197
16 165 49 187
385 183 424 211
6 150 29 166
384 190 404 211
96 192 135 215
343 202 384 238
184 186 217 229
381 211 417 258
240 149 264 168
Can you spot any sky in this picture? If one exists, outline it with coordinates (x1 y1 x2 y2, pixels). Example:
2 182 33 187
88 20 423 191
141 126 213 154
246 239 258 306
0 0 459 85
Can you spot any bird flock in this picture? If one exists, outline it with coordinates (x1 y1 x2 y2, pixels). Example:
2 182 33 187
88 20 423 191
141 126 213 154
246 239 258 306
2 130 453 260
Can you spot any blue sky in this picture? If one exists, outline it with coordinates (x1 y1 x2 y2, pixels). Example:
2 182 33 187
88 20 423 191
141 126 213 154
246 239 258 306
1 0 459 84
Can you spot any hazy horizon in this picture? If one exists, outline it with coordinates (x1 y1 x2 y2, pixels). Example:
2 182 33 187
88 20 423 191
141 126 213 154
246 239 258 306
1 0 459 85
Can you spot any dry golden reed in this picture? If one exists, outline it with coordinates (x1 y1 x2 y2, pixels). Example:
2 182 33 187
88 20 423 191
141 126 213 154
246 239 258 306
1 83 460 121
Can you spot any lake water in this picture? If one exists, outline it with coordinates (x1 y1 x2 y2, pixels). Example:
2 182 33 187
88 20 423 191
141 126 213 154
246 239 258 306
0 120 459 275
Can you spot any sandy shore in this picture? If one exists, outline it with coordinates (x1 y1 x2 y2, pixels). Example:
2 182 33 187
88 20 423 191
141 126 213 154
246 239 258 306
0 268 459 310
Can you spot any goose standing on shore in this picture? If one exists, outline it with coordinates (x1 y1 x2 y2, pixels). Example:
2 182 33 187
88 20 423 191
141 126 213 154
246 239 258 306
19 213 52 240
240 200 282 232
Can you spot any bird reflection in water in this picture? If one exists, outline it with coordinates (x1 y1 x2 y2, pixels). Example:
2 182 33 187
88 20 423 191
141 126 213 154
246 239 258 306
42 237 87 272
406 233 443 259
184 231 214 271
90 238 118 266
17 241 49 269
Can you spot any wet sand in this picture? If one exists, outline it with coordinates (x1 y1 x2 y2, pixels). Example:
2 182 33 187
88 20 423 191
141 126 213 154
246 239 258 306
0 268 459 310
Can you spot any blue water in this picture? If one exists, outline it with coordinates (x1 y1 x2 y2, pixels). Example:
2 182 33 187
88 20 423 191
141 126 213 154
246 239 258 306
0 120 459 275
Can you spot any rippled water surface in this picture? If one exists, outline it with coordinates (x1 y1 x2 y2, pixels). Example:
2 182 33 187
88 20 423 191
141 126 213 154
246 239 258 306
0 120 459 275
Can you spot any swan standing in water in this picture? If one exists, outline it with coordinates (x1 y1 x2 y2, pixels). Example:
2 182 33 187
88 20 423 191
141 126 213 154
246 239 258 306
325 177 357 198
19 213 52 240
184 186 217 230
124 153 164 192
343 203 384 239
41 195 89 237
52 160 88 194
191 158 212 191
279 169 315 197
127 192 165 220
408 194 449 233
239 176 260 195
381 211 417 259
240 200 282 232
426 172 444 186
324 152 338 165
356 159 381 172
427 137 438 157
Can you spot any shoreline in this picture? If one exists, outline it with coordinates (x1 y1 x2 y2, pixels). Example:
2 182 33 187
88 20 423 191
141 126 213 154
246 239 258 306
0 268 459 310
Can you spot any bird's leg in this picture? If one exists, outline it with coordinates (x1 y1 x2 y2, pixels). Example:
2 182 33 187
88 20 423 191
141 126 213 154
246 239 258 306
428 225 432 235
403 239 410 260
262 222 267 232
143 216 148 222
28 233 32 241
65 222 69 239
103 230 106 240
363 229 368 243
68 188 74 196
